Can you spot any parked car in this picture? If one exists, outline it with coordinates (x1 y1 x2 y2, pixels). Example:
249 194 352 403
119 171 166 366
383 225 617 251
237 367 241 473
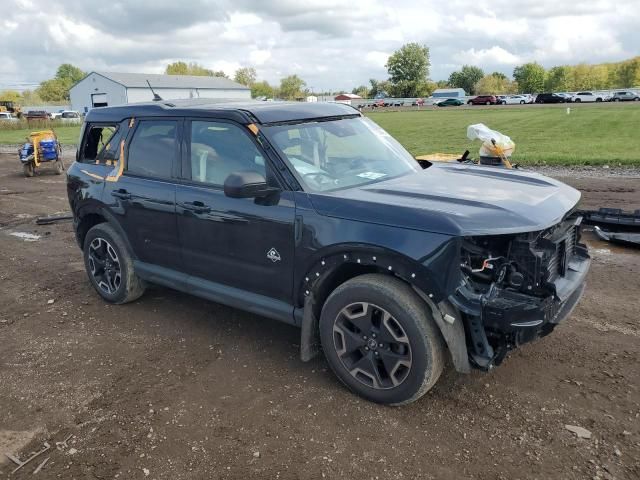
25 110 50 121
0 112 19 122
467 95 498 105
571 92 604 103
59 110 82 124
67 100 591 405
610 91 640 102
534 93 567 104
435 98 464 107
498 95 528 105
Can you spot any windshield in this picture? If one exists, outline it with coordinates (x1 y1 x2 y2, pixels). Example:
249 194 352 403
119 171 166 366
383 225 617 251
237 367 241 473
263 117 420 192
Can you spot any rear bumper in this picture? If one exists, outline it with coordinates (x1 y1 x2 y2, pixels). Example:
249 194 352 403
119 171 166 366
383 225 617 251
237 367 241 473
451 248 591 369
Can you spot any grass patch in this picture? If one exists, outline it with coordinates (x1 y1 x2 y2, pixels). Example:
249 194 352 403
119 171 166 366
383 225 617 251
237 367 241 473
2 104 638 165
367 104 640 166
0 122 81 145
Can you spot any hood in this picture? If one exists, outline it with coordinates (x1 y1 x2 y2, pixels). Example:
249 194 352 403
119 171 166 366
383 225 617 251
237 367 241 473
308 163 581 236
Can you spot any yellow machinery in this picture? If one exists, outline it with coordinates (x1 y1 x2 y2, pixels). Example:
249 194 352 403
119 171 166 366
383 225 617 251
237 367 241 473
19 130 64 177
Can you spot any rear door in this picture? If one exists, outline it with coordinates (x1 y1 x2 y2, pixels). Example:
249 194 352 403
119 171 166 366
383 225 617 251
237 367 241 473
103 118 183 270
175 119 296 304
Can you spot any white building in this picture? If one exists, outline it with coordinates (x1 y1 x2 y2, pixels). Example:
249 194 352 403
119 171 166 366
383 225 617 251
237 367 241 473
432 88 467 99
70 72 251 113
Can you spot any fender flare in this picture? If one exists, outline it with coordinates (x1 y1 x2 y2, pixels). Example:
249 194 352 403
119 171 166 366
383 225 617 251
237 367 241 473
75 206 137 259
297 246 470 373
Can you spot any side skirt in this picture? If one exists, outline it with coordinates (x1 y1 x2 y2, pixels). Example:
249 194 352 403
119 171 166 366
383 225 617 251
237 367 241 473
134 261 297 326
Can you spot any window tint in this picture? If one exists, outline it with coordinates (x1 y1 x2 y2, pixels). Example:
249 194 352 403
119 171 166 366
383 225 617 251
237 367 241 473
127 120 177 178
190 121 265 186
82 125 117 163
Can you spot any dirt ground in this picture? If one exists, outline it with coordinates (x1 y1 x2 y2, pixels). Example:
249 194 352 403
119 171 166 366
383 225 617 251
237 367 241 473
1 153 639 480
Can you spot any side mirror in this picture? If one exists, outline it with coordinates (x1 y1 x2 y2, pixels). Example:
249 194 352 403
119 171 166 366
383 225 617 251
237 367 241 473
223 171 278 199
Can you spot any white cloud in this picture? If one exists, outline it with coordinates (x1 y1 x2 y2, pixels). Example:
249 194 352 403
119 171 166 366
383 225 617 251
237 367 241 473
0 0 638 92
454 46 522 66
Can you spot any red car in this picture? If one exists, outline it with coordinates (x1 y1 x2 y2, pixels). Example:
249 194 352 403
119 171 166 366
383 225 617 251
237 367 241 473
467 95 498 105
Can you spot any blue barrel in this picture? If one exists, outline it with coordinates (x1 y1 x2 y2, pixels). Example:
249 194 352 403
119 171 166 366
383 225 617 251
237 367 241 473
40 139 58 161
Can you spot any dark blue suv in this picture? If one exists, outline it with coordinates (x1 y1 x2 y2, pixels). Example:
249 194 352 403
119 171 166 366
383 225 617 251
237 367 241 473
67 100 590 404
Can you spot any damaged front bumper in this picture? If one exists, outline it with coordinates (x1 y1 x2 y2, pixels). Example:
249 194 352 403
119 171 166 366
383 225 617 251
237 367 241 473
450 232 591 370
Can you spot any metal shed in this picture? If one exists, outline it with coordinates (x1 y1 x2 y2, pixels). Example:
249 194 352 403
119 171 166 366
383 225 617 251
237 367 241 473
70 72 251 113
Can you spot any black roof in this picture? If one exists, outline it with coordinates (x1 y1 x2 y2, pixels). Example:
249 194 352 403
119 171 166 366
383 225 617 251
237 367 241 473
85 99 360 125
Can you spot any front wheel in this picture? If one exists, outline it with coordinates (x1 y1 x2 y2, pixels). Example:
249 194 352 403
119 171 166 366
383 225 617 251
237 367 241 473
54 159 64 175
319 274 445 405
83 223 145 304
520 100 525 104
23 162 34 177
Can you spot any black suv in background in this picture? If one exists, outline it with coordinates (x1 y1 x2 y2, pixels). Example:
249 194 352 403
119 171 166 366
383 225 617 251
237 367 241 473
535 93 568 104
67 100 590 405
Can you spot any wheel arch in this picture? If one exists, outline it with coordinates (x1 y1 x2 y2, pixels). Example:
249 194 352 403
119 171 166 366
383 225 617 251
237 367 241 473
297 245 470 373
75 206 136 259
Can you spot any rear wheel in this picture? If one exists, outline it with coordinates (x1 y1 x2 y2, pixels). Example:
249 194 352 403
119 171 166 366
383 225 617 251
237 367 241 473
83 223 145 304
319 274 445 405
54 160 64 175
520 100 525 104
614 98 620 102
23 162 34 177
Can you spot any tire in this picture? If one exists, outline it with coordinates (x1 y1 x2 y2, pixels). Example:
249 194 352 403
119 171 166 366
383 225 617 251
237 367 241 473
520 100 525 104
54 160 64 175
614 98 620 102
319 274 445 405
634 98 639 102
23 162 34 177
83 223 145 304
596 98 602 102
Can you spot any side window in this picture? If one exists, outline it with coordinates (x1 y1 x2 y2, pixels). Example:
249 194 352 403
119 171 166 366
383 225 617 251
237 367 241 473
189 121 266 186
81 125 117 163
127 120 177 178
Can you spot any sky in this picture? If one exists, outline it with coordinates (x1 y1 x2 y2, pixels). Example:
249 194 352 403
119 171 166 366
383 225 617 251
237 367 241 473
1 0 638 92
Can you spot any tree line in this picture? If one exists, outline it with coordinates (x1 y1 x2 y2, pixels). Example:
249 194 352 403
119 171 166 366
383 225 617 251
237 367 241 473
1 52 639 105
446 57 640 95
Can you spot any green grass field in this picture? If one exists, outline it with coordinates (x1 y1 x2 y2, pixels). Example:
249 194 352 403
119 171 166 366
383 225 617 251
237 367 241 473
1 104 638 165
368 103 640 166
0 125 81 145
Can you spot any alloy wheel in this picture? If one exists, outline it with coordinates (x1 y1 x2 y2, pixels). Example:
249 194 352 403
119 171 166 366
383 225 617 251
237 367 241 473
332 302 412 390
88 237 122 294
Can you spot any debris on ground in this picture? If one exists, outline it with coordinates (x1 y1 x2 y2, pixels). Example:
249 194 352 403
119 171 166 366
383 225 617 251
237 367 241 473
565 425 593 439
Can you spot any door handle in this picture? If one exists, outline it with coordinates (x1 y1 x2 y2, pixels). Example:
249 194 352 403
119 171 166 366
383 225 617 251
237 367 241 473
111 189 131 200
179 201 211 214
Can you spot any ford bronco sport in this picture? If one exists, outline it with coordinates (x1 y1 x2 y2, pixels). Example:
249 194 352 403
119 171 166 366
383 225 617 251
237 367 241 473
67 100 590 405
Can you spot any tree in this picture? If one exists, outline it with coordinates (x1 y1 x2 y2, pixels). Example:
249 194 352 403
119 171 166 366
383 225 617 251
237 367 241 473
475 74 516 95
55 63 85 85
34 63 86 102
490 72 508 81
352 85 370 98
448 65 484 95
385 43 430 97
251 80 275 99
21 90 43 105
616 57 640 88
369 79 392 98
544 66 571 92
165 61 227 77
36 79 69 102
513 62 545 93
279 75 306 100
234 67 257 86
0 90 22 102
435 80 449 88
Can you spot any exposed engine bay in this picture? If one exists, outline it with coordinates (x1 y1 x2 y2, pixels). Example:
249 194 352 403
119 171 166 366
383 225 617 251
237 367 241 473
452 213 590 370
